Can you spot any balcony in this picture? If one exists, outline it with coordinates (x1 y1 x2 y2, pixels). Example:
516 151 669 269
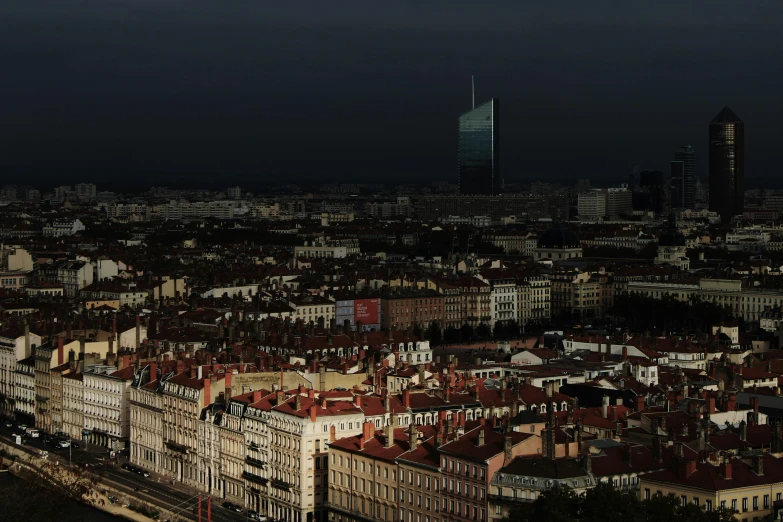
165 440 189 453
246 456 266 468
271 479 291 491
243 471 269 486
247 441 262 451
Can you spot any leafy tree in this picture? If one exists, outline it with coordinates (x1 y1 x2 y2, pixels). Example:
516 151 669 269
426 321 443 345
476 322 491 340
460 323 474 341
503 484 736 522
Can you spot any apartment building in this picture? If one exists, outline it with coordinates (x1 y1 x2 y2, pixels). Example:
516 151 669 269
329 422 435 522
50 363 72 433
14 356 36 423
380 291 444 331
129 363 165 474
160 368 227 486
33 344 58 433
639 451 783 521
290 296 336 328
83 365 134 450
63 371 84 440
517 276 551 327
0 326 39 419
439 423 539 522
483 272 517 329
265 391 364 522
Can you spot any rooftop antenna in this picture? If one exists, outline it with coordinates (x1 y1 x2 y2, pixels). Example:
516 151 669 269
471 75 475 110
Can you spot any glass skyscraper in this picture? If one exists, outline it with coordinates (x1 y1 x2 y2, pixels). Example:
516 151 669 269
709 106 744 222
674 145 696 209
458 99 500 195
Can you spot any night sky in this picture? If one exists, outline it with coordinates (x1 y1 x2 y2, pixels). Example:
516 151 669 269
2 0 782 190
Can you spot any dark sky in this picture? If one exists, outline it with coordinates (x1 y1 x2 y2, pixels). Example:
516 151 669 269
2 0 783 190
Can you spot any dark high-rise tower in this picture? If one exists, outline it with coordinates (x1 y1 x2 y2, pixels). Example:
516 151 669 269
670 161 684 209
458 99 500 195
674 145 696 209
709 106 744 221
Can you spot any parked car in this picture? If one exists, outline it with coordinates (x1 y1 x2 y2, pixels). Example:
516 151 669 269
4 421 12 428
121 462 135 472
135 468 150 478
26 428 40 438
222 501 242 512
57 440 71 449
246 510 266 521
54 431 67 438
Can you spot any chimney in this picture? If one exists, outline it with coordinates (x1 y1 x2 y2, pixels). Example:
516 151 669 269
635 395 645 412
149 362 157 383
410 424 419 452
652 437 662 463
753 455 764 476
739 420 747 441
720 460 732 480
681 459 697 478
503 433 513 464
295 394 302 412
24 320 31 357
330 425 337 442
583 453 592 474
477 428 485 447
57 337 64 365
253 390 263 403
403 388 410 409
602 395 609 419
309 404 317 422
385 422 394 449
750 396 760 425
707 396 716 415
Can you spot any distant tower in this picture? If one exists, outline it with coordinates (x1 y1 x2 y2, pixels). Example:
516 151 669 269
458 79 500 195
670 161 684 210
674 146 696 209
709 107 744 222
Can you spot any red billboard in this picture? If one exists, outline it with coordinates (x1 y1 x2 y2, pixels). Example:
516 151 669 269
354 298 379 325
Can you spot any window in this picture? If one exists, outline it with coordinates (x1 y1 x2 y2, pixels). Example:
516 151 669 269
693 498 699 506
706 500 712 512
680 496 687 507
742 498 747 512
752 496 758 510
644 489 650 500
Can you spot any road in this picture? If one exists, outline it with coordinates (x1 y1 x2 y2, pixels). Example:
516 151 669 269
0 420 247 522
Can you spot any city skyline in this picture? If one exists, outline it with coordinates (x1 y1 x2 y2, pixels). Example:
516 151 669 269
1 1 782 186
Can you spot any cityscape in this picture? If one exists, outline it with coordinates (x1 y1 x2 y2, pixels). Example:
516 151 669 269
3 2 783 522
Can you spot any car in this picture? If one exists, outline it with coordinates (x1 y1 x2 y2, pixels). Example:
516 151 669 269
246 511 266 521
17 424 27 430
4 421 11 428
71 442 80 449
222 501 242 512
135 468 150 478
57 440 71 449
54 431 67 438
122 462 134 471
26 428 40 438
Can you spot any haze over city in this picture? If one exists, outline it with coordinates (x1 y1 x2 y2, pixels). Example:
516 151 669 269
2 0 783 189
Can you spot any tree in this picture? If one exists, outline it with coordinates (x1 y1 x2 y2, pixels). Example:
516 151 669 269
426 321 443 345
503 485 737 522
476 322 491 340
460 323 474 341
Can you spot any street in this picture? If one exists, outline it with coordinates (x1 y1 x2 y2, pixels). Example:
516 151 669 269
0 421 246 522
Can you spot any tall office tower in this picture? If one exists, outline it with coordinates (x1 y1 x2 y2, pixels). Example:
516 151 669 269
670 161 684 209
458 99 500 195
674 145 696 209
709 106 745 221
639 170 665 213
